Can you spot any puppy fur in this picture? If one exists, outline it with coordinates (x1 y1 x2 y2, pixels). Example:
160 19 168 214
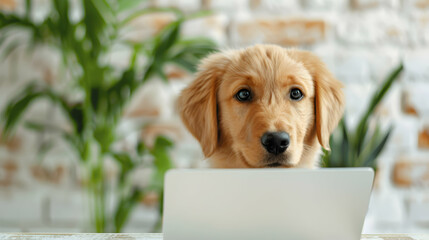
179 44 344 168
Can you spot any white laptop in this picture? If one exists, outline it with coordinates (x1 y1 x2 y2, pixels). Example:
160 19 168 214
163 168 374 240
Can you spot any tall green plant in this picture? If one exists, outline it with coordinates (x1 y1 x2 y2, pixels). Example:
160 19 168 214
0 0 216 232
322 64 403 169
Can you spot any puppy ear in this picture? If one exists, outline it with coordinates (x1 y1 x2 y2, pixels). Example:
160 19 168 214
288 50 344 150
178 52 230 157
313 65 344 150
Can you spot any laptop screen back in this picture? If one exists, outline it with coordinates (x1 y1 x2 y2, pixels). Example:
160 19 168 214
163 168 374 240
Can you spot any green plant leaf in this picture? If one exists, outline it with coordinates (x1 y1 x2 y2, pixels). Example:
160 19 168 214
67 103 85 134
94 124 115 153
24 121 46 131
36 140 55 162
24 120 65 133
354 63 403 154
112 152 135 184
109 68 136 99
170 57 197 72
113 188 142 233
176 43 217 59
353 119 369 156
2 40 23 59
153 20 181 60
339 118 351 167
25 0 32 20
82 0 109 58
356 122 381 166
327 128 343 167
0 12 36 29
52 0 71 39
150 136 174 190
321 148 330 167
62 132 84 159
117 0 146 12
1 83 75 138
154 191 164 232
142 19 182 82
142 61 156 82
167 38 216 74
2 85 43 137
136 140 146 155
362 126 393 168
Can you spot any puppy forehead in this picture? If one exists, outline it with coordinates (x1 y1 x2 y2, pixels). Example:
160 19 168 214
222 47 314 94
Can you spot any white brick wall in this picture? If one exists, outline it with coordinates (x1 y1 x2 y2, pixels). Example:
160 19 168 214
1 0 429 234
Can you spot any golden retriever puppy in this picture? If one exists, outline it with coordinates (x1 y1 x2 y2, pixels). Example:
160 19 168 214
178 44 344 168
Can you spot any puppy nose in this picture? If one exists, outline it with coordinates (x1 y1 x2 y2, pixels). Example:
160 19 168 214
261 131 290 155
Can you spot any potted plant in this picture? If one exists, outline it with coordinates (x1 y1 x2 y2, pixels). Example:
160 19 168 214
0 0 216 232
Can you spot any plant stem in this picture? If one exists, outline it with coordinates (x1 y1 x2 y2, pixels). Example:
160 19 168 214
94 154 106 232
85 139 106 232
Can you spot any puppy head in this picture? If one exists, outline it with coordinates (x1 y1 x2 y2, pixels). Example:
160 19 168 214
179 45 344 168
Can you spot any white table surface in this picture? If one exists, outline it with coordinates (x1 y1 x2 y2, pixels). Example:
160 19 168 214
1 233 429 240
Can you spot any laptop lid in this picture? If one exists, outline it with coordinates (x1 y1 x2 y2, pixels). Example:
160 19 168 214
163 168 374 240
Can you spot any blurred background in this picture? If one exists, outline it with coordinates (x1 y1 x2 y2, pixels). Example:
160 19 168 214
0 0 429 234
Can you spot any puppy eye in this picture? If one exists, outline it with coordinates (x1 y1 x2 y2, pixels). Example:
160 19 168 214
290 88 303 101
236 89 252 102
